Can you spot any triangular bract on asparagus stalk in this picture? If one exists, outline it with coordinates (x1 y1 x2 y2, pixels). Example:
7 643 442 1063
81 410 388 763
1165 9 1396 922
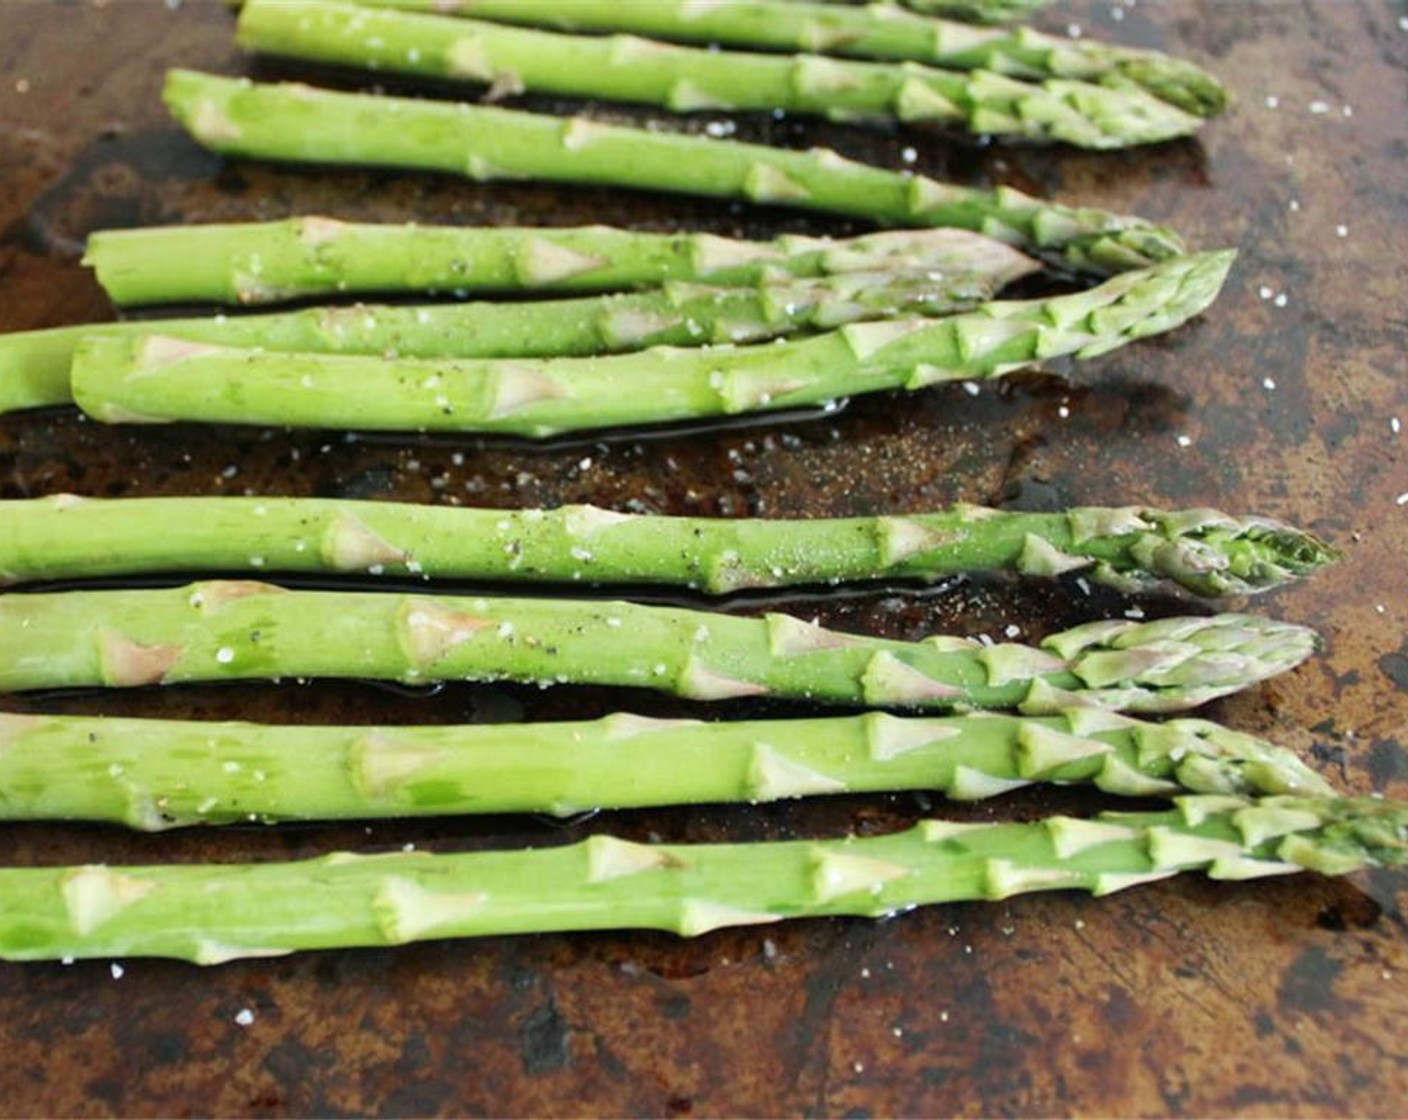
0 581 1316 714
69 251 1234 436
0 496 1337 598
161 69 1186 276
0 794 1400 963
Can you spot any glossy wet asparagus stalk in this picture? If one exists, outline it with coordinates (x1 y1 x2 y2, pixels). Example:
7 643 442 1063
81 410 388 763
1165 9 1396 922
2 260 1028 415
2 793 1400 963
883 0 1051 22
162 69 1185 275
70 250 1232 436
362 0 1225 115
85 219 1028 308
237 0 1201 151
0 496 1337 599
0 580 1316 714
0 707 1331 831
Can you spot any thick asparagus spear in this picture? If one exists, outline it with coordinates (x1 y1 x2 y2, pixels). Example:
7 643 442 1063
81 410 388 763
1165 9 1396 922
85 219 1029 308
70 250 1232 436
361 0 1226 116
162 70 1185 275
1 793 1399 963
237 0 1201 151
0 496 1336 599
0 707 1331 831
0 580 1315 713
2 262 1027 416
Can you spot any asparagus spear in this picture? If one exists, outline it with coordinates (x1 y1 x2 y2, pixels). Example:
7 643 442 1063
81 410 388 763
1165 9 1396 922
1 793 1399 962
162 69 1185 275
70 250 1232 436
0 580 1316 713
0 706 1332 831
84 219 1030 308
236 0 1202 151
0 496 1336 599
360 0 1226 116
890 0 1051 22
2 261 1027 415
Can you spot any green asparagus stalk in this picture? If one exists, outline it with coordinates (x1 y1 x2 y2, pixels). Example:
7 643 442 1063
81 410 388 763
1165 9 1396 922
0 495 1336 599
236 0 1202 151
887 0 1051 22
0 707 1331 831
70 250 1232 436
0 580 1316 713
162 69 1186 275
85 219 1029 308
3 260 1028 415
0 793 1399 962
360 0 1226 116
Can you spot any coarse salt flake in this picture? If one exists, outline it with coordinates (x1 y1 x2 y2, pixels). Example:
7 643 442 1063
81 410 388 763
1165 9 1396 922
235 1008 255 1027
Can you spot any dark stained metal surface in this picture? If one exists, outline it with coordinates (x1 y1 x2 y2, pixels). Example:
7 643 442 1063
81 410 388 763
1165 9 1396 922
1 1 1406 1114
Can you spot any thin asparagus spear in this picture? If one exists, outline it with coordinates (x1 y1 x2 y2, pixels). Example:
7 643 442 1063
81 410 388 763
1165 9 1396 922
888 0 1051 22
70 250 1232 436
360 0 1226 116
237 0 1202 151
2 261 1028 415
162 69 1186 275
0 580 1316 713
0 793 1399 963
0 495 1337 599
84 219 1029 308
0 707 1331 831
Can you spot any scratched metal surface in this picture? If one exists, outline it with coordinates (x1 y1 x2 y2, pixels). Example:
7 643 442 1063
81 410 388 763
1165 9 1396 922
1 1 1406 1114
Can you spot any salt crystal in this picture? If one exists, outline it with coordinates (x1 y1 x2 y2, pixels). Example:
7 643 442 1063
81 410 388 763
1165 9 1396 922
1262 377 1276 390
234 1008 255 1027
1273 293 1288 308
1176 434 1192 448
110 963 125 980
1336 224 1348 237
1264 95 1279 109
